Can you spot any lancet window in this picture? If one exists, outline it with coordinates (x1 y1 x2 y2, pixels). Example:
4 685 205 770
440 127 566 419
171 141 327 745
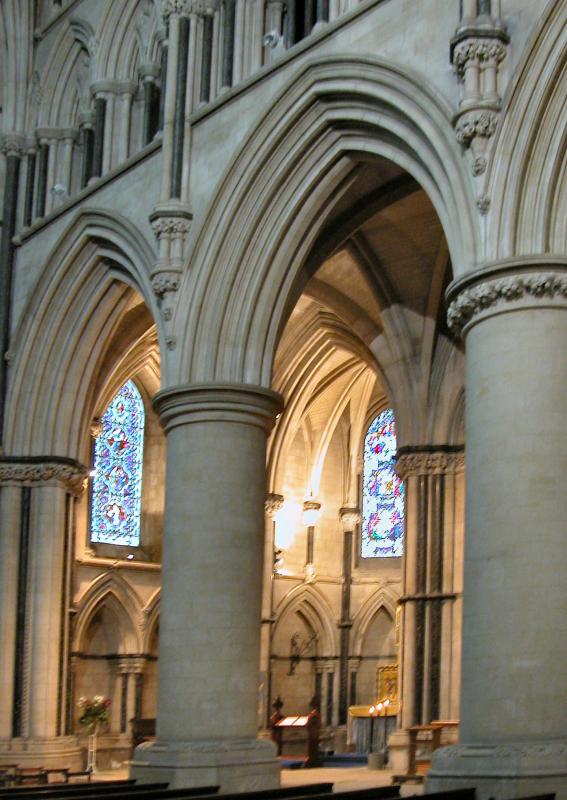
361 408 404 558
90 380 145 547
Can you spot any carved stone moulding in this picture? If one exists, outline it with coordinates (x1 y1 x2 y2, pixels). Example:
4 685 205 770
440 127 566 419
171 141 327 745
339 507 361 532
151 272 181 297
150 216 192 237
396 450 465 480
447 258 567 337
0 457 88 496
265 493 284 518
1 133 26 158
162 0 218 19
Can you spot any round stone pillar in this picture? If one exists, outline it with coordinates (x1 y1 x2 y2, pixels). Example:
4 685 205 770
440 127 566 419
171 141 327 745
428 258 567 800
130 383 282 791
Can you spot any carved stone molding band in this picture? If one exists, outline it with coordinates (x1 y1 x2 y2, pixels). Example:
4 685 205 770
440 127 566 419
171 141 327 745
162 0 217 18
151 217 192 236
265 493 284 518
448 271 567 336
396 451 464 480
0 460 88 495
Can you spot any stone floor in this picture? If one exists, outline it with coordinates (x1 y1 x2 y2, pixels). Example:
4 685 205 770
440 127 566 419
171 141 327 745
94 765 423 795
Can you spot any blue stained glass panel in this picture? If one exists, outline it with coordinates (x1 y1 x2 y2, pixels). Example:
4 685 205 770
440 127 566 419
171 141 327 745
90 380 144 547
361 408 404 558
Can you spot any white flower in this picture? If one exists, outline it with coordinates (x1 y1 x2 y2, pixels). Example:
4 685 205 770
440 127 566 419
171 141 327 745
93 695 104 704
77 696 88 707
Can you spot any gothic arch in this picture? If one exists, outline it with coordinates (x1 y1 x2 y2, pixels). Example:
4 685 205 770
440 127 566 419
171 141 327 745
73 572 143 653
96 0 160 81
273 584 337 655
267 309 377 491
142 588 160 654
176 56 478 388
37 23 87 128
4 209 161 458
350 586 399 657
486 0 567 258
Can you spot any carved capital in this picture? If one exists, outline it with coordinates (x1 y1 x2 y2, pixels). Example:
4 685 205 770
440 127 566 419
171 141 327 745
0 458 88 496
151 216 192 236
448 269 567 336
151 272 181 297
162 0 217 18
396 451 465 480
453 38 506 78
455 109 498 148
1 134 25 158
265 493 284 518
339 507 361 532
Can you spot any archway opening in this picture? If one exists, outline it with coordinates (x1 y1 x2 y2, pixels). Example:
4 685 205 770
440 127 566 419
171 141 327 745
264 155 464 756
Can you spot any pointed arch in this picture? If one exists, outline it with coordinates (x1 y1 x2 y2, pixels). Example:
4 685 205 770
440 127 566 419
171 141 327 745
176 55 478 387
38 23 87 127
142 588 161 653
96 0 160 81
73 572 143 653
273 584 338 655
350 586 399 657
4 209 160 459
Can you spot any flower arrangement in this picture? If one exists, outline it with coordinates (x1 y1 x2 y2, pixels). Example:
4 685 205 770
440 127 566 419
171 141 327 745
77 695 111 732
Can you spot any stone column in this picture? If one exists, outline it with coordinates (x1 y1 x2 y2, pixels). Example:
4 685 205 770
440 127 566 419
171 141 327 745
0 458 86 767
141 64 161 145
260 494 284 728
337 508 359 725
387 448 464 773
130 384 282 791
302 500 321 582
428 258 567 800
0 135 23 445
0 482 21 738
78 111 95 189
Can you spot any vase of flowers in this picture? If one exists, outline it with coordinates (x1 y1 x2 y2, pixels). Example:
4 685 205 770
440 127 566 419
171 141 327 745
78 695 111 773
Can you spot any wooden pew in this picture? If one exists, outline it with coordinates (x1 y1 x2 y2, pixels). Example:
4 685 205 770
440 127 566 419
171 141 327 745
0 780 137 796
32 785 397 800
0 783 167 799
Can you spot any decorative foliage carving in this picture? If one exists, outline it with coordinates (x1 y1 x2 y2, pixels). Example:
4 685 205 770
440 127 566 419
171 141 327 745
1 135 25 157
162 0 217 18
151 273 181 297
396 451 465 480
151 217 191 236
448 272 567 335
0 461 88 495
450 12 509 180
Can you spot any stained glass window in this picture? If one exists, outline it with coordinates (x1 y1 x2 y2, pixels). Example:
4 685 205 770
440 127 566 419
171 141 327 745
90 380 144 547
361 408 404 558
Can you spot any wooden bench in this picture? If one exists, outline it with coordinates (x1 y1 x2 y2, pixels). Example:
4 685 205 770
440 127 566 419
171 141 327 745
0 779 138 796
0 782 166 799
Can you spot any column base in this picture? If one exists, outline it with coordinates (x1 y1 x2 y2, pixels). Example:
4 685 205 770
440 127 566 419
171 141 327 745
427 741 567 800
0 736 83 770
130 737 280 792
386 729 410 773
